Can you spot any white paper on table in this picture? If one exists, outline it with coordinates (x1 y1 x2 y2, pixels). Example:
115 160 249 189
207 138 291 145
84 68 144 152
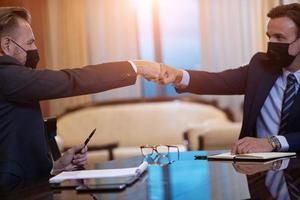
49 161 148 183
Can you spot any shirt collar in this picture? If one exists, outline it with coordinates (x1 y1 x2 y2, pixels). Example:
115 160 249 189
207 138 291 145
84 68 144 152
282 68 300 85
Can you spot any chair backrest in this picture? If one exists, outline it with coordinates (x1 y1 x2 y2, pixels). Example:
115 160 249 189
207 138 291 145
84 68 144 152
44 117 61 161
56 97 231 149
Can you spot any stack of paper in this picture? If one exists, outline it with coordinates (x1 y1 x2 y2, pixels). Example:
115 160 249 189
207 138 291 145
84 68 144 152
50 162 148 183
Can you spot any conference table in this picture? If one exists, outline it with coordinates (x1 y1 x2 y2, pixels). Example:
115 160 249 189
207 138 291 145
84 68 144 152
1 151 300 200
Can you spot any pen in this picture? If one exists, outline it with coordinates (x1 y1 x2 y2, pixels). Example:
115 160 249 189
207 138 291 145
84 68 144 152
194 155 208 160
74 128 96 162
84 128 96 147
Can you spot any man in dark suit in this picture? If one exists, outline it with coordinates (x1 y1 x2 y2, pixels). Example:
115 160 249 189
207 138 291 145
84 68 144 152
0 7 161 190
157 3 300 154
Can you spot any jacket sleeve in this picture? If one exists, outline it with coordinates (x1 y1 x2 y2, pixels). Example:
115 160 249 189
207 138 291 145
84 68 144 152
0 61 137 103
284 133 300 152
176 65 249 95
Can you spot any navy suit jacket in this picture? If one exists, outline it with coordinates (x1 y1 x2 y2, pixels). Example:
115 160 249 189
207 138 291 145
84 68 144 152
177 53 300 151
0 55 137 181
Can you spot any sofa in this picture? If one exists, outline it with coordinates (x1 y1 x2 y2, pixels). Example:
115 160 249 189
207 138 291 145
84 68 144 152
186 119 241 150
56 97 237 169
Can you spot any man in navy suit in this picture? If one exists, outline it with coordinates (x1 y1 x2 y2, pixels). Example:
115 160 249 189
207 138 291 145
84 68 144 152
0 7 161 190
157 3 300 154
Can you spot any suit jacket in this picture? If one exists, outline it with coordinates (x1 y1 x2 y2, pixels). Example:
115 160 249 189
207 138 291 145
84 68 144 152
177 52 300 151
0 55 137 181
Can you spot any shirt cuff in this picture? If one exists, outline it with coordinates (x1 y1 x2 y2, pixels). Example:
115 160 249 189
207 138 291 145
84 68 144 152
177 70 190 87
128 60 137 73
276 135 289 151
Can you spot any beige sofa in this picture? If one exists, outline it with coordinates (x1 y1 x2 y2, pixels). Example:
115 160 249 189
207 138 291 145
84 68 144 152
186 119 241 150
56 97 235 168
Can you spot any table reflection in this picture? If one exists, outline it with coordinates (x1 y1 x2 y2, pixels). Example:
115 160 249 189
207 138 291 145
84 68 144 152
233 157 300 200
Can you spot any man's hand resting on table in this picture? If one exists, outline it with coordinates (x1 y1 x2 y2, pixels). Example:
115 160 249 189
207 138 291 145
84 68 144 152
231 137 274 154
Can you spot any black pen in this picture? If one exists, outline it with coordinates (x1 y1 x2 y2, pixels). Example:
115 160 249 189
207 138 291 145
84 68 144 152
75 128 96 155
194 155 208 160
84 128 96 147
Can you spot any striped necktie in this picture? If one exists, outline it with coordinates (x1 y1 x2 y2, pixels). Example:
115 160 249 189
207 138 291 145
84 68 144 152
279 74 298 134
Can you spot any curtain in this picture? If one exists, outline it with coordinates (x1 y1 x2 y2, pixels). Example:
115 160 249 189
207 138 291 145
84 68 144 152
44 0 141 115
197 0 280 121
85 0 142 102
282 0 300 4
44 0 91 116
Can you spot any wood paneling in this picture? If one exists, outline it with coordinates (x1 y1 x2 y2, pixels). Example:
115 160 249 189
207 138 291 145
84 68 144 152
0 0 49 116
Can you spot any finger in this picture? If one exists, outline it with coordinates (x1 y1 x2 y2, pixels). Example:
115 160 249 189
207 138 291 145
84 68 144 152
231 138 246 154
239 143 253 154
237 141 253 154
80 146 88 154
231 143 238 154
65 164 78 171
77 159 87 166
73 157 87 165
247 146 256 153
237 140 250 154
69 144 85 154
74 153 87 160
236 138 247 146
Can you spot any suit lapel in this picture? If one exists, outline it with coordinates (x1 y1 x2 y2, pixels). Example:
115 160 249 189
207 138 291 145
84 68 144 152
247 65 281 136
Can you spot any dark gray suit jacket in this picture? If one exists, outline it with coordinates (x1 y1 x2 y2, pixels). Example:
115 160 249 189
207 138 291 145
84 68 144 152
0 55 137 182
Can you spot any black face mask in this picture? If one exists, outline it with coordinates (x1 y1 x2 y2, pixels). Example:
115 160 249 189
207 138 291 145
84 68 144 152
10 39 40 69
267 41 297 69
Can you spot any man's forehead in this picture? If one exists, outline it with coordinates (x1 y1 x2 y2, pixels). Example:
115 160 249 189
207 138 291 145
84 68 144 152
267 17 298 33
12 18 35 41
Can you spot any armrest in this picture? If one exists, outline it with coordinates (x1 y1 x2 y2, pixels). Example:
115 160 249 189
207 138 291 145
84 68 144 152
64 142 119 160
186 120 241 150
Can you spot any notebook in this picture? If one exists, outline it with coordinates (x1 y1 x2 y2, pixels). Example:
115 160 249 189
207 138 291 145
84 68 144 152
49 161 148 184
207 152 296 161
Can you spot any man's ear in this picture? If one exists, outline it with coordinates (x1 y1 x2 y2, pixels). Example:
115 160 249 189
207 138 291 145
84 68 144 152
0 37 11 55
289 37 300 56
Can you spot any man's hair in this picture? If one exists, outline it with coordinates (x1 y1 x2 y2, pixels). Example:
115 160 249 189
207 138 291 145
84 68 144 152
267 3 300 36
0 7 31 38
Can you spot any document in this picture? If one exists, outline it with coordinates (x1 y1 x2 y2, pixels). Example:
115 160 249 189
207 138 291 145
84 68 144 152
208 152 296 160
50 162 148 183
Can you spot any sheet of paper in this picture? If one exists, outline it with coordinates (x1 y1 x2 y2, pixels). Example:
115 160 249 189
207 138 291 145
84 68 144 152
50 162 148 183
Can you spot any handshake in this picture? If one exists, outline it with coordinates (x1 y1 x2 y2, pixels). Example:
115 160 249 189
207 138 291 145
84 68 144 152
132 60 184 86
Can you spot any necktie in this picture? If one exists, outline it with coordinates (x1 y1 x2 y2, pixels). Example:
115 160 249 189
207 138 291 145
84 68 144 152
279 74 298 134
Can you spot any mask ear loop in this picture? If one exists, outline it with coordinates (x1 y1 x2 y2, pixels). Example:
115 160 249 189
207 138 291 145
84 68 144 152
9 39 27 53
288 37 300 56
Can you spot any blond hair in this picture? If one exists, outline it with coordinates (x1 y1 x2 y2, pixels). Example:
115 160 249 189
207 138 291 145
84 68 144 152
0 7 31 38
